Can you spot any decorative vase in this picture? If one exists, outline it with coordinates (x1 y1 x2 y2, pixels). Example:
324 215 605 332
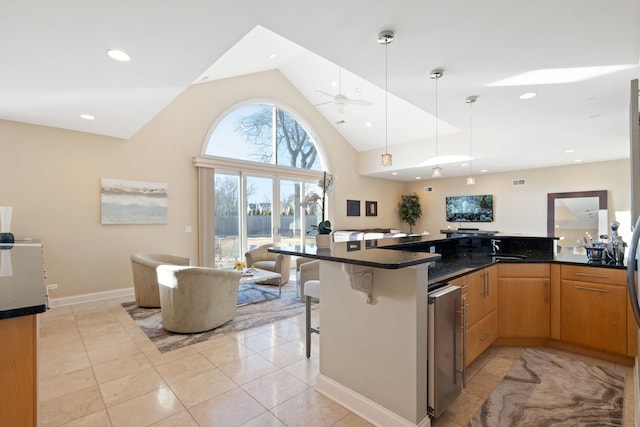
316 234 331 248
0 206 14 244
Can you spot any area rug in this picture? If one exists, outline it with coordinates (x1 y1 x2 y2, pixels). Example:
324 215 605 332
123 283 314 353
467 348 625 426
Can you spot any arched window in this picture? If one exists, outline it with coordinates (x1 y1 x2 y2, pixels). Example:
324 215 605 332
205 103 322 171
195 102 329 268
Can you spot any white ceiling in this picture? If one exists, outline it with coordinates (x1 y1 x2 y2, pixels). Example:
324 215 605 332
1 1 639 182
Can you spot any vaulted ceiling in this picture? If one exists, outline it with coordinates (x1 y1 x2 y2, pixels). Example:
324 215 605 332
1 1 638 181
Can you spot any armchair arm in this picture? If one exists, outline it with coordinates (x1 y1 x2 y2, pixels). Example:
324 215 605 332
245 244 273 267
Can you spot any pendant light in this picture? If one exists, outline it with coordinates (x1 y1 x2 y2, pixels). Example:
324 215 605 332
466 95 477 185
379 30 394 166
430 69 443 177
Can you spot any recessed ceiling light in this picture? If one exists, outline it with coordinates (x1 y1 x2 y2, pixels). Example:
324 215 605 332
392 172 398 175
365 121 372 128
268 53 277 59
565 149 575 153
106 49 130 62
415 177 421 180
574 159 583 162
519 92 537 99
80 114 95 120
481 169 488 173
331 80 338 88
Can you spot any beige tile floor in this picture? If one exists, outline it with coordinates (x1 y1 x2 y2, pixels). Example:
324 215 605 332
39 286 636 427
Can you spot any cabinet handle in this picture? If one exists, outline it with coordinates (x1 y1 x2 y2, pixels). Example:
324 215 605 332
575 272 609 279
485 272 489 297
574 285 608 293
480 331 492 342
456 297 468 388
545 281 550 303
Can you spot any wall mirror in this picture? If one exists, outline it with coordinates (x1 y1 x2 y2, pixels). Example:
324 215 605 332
547 190 607 253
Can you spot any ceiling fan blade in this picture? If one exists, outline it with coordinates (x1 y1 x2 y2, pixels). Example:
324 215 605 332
349 99 373 106
315 90 336 98
313 101 332 107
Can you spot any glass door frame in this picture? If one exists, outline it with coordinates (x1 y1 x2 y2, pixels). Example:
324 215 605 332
195 156 326 268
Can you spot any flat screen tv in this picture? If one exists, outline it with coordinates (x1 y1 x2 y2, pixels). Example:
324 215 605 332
446 194 494 222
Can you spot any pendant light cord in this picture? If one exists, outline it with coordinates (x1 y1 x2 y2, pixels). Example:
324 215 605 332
385 40 388 156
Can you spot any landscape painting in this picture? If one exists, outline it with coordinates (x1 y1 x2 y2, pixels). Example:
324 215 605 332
101 178 168 224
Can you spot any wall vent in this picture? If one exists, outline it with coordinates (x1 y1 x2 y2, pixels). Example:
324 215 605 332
512 179 526 186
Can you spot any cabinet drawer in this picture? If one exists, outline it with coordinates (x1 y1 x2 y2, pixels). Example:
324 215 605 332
560 280 626 354
466 310 497 366
498 263 549 278
560 265 625 286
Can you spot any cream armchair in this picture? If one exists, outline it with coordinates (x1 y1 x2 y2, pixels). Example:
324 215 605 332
130 253 190 308
244 244 291 285
156 265 241 333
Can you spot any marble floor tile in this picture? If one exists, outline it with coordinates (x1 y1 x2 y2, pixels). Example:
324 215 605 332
270 388 349 427
258 341 308 368
242 369 310 409
332 413 375 427
154 353 216 386
188 387 266 426
58 409 112 427
39 366 97 402
198 340 255 366
218 353 280 385
98 367 167 407
92 352 153 384
169 367 238 408
240 411 287 426
39 385 105 427
149 410 199 427
86 338 142 366
107 386 184 427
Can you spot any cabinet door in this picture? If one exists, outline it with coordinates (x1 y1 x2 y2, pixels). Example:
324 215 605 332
466 266 496 326
560 280 627 354
498 278 550 338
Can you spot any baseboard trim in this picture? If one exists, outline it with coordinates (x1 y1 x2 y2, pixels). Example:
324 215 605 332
315 374 430 427
49 287 134 308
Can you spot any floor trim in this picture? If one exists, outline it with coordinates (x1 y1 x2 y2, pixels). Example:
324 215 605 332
48 287 134 308
315 374 430 427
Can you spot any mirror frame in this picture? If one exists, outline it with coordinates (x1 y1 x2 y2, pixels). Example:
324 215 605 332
547 190 607 237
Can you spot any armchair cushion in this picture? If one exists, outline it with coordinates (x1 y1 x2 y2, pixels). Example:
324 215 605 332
157 265 241 333
244 243 291 285
298 260 319 300
131 253 190 308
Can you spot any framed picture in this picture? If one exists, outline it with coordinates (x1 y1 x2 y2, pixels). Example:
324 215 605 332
347 199 360 216
365 201 378 216
101 178 168 224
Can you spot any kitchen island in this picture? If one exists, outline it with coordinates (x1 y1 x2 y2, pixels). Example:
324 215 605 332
273 242 440 426
271 233 628 426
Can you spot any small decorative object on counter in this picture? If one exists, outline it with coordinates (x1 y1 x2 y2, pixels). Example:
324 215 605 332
0 206 14 244
605 221 626 265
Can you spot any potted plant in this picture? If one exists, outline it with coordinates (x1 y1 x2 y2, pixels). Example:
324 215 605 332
398 192 422 233
302 172 335 248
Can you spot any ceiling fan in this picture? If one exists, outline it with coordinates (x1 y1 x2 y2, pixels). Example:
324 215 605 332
314 68 373 113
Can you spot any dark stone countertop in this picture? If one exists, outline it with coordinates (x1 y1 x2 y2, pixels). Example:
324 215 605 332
271 233 628 286
0 242 47 319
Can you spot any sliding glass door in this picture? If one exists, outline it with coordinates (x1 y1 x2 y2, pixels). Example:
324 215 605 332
213 170 322 268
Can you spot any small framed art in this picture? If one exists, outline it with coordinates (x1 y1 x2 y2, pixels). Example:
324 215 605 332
365 201 378 216
347 199 360 216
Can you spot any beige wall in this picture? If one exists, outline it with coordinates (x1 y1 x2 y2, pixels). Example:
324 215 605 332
1 68 631 299
403 159 631 242
0 70 404 298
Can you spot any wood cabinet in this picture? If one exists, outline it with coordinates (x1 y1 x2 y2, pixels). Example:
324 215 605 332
0 314 38 426
497 264 550 339
460 265 497 366
560 265 627 355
